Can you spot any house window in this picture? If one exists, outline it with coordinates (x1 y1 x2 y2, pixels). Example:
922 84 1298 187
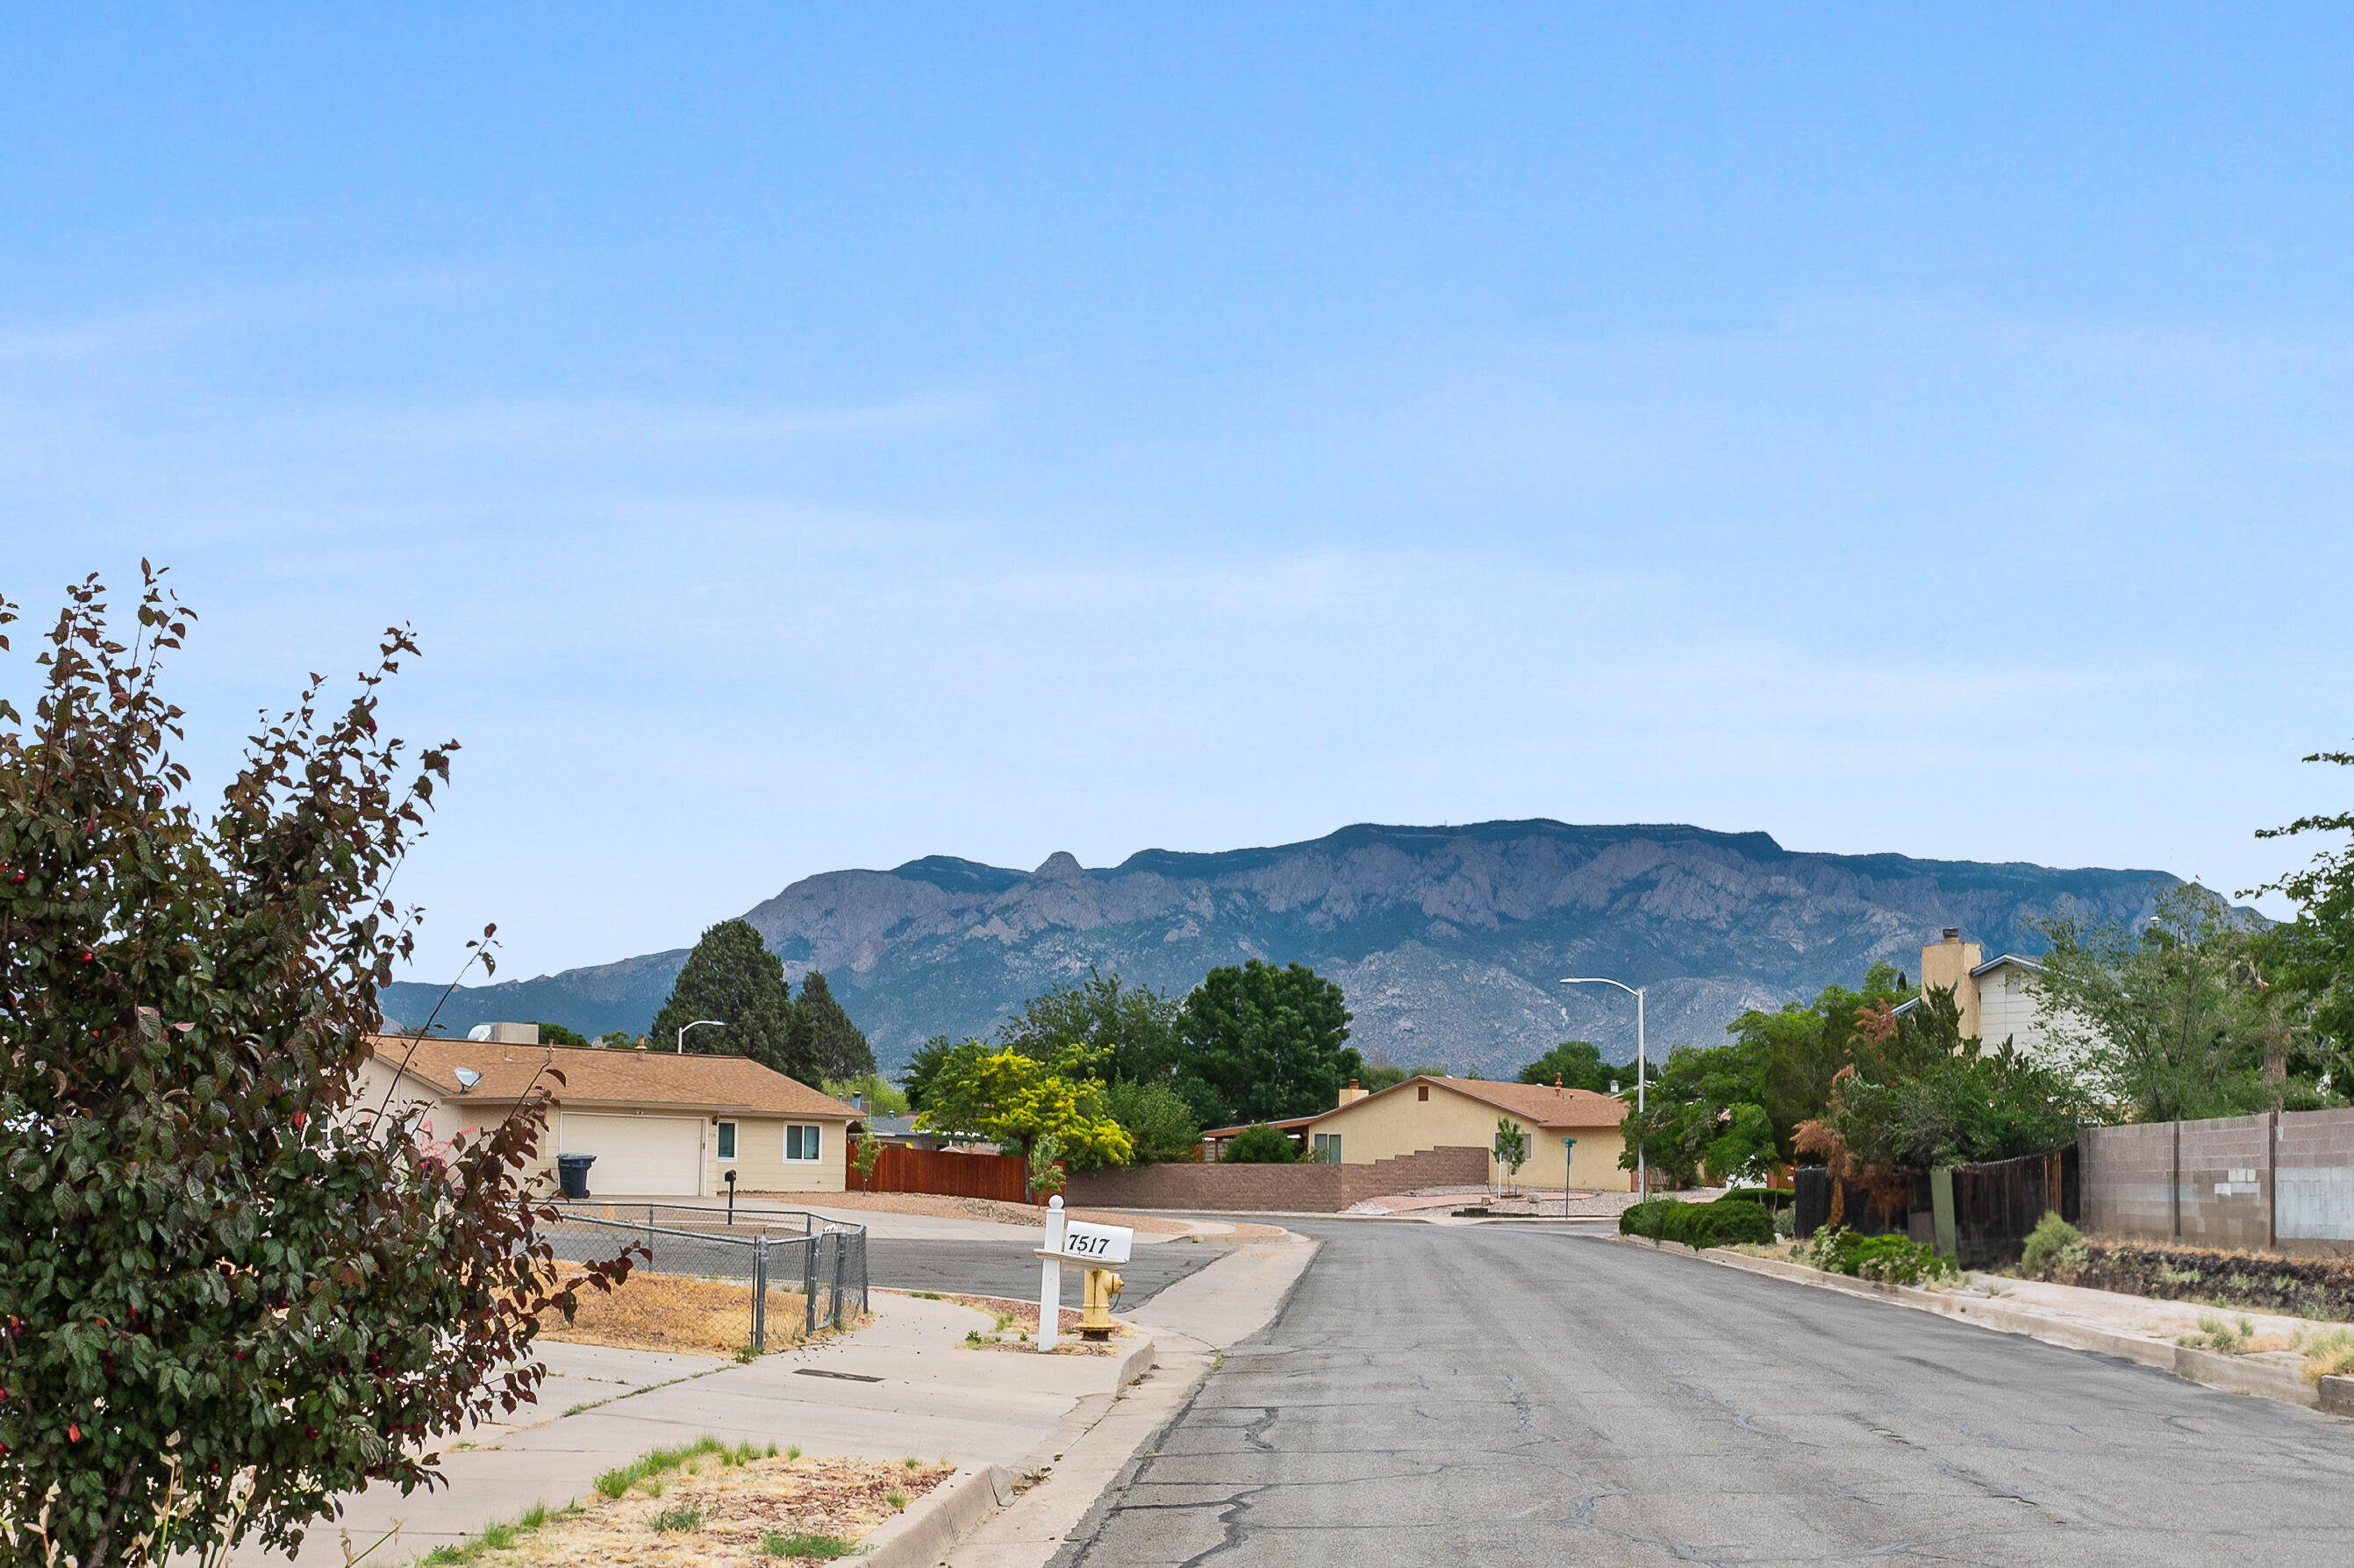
1312 1133 1342 1163
1417 1085 1428 1101
716 1121 737 1161
785 1124 824 1162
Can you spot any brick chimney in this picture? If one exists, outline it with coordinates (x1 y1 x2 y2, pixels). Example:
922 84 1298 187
1337 1078 1368 1108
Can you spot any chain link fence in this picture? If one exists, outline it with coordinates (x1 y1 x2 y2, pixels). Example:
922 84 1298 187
541 1203 869 1349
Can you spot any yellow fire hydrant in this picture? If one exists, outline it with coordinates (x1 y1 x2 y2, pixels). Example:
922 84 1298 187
1079 1266 1124 1341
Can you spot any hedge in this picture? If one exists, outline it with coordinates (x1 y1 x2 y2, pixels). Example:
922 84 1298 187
1619 1197 1774 1249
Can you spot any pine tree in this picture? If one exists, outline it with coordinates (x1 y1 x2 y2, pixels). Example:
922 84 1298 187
796 969 876 1082
647 920 805 1078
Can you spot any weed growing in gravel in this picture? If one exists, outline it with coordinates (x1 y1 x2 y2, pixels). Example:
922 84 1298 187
594 1437 766 1499
2179 1314 2255 1354
2299 1328 2354 1381
762 1532 857 1559
648 1503 705 1533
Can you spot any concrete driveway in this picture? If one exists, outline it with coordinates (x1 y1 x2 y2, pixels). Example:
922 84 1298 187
1049 1222 2354 1567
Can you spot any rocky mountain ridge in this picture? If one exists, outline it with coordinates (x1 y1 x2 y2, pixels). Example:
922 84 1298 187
383 820 2179 1078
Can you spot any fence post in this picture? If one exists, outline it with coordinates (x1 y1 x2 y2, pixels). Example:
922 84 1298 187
804 1235 818 1338
2171 1121 2181 1241
829 1229 846 1328
752 1236 768 1351
2269 1110 2279 1251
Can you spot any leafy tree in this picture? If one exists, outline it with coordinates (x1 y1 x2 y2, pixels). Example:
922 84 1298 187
913 1041 1132 1166
996 968 1183 1085
1620 1041 1777 1185
646 920 807 1079
2032 884 2292 1121
901 1035 958 1113
531 1020 589 1048
1724 962 1914 1158
1104 1079 1202 1165
1492 1119 1531 1184
0 570 631 1567
593 1029 637 1049
1026 1134 1067 1200
1356 1063 1409 1092
823 1070 908 1116
1178 959 1360 1125
1218 1124 1302 1163
793 970 876 1084
2251 748 2354 1088
1517 1041 1617 1093
1829 1039 2090 1168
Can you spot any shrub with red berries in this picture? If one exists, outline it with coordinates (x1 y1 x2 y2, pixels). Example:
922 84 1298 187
0 570 636 1567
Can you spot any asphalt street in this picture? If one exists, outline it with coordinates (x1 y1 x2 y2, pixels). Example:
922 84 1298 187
867 1237 1228 1307
1051 1222 2354 1567
541 1221 1228 1307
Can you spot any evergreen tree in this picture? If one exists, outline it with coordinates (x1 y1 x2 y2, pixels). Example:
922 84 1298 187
647 920 806 1078
794 969 876 1082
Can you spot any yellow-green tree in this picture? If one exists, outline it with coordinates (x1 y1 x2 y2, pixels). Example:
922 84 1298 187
912 1042 1133 1166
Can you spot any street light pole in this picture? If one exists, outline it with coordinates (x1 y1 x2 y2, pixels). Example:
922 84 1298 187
1561 977 1646 1203
678 1019 726 1055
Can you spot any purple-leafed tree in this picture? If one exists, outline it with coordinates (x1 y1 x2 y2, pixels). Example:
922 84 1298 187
0 568 634 1568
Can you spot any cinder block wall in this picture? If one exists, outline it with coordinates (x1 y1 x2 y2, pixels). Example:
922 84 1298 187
2081 1108 2354 1257
1066 1144 1489 1213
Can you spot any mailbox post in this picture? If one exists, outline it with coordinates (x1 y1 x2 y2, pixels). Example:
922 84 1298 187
1035 1201 1134 1353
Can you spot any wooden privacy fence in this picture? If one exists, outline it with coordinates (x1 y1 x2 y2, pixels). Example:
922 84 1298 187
848 1143 1031 1204
1795 1145 2079 1268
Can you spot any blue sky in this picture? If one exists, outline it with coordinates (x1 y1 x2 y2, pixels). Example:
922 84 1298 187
5 7 2351 983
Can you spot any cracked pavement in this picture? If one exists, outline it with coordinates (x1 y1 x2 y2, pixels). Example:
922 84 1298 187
1047 1222 2354 1565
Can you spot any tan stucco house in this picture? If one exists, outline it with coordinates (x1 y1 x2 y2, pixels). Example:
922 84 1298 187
358 1025 854 1199
1205 1075 1632 1191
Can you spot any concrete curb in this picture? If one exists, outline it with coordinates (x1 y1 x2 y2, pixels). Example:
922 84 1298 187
860 1463 1018 1568
1112 1334 1156 1389
1608 1235 2336 1412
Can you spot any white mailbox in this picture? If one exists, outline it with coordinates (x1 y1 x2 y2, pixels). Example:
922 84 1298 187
1053 1220 1134 1265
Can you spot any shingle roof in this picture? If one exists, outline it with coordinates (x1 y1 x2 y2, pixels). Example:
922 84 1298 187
1342 1076 1626 1128
1204 1076 1627 1138
370 1036 852 1119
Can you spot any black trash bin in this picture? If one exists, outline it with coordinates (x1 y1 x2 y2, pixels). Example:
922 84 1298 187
556 1153 596 1199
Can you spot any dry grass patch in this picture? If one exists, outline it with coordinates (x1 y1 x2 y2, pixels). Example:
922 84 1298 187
942 1292 1133 1355
539 1271 867 1358
419 1441 952 1568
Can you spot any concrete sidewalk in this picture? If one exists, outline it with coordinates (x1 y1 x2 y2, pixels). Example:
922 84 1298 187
942 1228 1320 1568
232 1292 1150 1564
1615 1235 2351 1414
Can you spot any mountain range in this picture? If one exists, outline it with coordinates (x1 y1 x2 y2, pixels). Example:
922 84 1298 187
381 820 2180 1079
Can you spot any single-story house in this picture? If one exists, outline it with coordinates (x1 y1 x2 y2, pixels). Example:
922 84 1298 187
358 1025 855 1199
1204 1075 1632 1191
846 1112 991 1153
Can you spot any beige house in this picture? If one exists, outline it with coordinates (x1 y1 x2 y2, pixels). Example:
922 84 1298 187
1206 1075 1631 1191
358 1026 854 1199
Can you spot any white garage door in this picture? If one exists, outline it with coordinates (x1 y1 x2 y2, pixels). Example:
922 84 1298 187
561 1113 704 1197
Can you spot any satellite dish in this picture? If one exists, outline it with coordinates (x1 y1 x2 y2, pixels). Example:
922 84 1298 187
454 1067 483 1091
466 1024 494 1042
